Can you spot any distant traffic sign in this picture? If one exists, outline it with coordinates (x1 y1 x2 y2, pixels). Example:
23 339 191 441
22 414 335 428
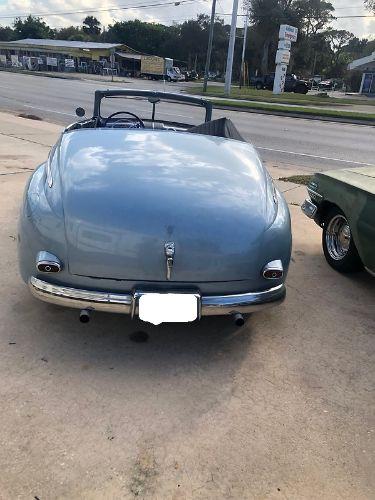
278 39 292 50
274 24 297 94
275 49 291 65
279 24 298 42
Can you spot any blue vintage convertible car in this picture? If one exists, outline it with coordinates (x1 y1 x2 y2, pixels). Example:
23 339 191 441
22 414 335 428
18 90 291 325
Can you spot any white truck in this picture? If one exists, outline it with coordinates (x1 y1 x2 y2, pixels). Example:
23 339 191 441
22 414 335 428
140 56 184 82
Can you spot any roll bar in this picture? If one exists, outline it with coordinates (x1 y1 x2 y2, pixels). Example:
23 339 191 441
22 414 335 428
93 89 213 122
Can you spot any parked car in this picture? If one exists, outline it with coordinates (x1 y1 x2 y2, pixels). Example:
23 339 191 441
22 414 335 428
308 75 322 89
254 73 309 94
208 71 221 80
183 70 198 81
301 169 375 275
18 90 291 325
318 79 334 91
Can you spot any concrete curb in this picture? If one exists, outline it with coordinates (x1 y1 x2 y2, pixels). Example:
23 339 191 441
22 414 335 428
210 103 375 127
0 67 130 84
0 67 78 81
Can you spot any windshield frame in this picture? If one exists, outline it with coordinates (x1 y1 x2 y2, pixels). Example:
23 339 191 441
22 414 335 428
93 89 213 124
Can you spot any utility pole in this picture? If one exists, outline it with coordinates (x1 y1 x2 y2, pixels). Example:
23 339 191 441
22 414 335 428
110 47 115 82
224 0 239 95
203 0 217 92
311 51 317 82
239 7 249 89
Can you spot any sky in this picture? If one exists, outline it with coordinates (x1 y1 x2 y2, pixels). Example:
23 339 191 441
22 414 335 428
0 0 374 40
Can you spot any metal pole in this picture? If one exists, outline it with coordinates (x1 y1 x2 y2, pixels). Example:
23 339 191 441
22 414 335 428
239 8 249 89
224 0 240 95
203 0 217 93
110 48 115 82
311 51 317 84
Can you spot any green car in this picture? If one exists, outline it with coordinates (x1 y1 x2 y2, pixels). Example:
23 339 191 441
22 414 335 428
301 168 375 276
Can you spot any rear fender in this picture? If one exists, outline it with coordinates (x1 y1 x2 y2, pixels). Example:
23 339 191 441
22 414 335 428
18 164 67 283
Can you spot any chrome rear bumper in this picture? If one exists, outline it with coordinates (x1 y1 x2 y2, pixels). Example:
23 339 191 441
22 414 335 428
29 277 286 317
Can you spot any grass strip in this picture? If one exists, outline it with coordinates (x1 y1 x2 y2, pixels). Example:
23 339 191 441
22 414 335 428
189 85 375 107
208 98 375 122
279 175 313 185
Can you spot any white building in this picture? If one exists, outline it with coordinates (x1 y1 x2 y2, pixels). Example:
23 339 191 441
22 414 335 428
348 51 375 94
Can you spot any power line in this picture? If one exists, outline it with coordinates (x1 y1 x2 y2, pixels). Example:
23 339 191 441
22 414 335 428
217 13 374 18
0 0 204 20
133 13 375 25
0 1 372 26
334 4 367 9
335 15 375 18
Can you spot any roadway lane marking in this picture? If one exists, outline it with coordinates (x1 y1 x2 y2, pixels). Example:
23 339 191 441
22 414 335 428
256 146 375 167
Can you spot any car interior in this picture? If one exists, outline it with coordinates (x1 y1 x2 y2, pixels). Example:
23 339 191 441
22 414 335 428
66 91 246 142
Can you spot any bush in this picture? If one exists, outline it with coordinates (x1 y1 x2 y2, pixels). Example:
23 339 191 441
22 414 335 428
346 71 363 92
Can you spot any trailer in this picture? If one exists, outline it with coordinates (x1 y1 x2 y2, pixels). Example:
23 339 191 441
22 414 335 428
140 55 184 81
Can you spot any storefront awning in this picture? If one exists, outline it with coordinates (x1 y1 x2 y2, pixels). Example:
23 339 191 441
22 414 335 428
116 52 142 61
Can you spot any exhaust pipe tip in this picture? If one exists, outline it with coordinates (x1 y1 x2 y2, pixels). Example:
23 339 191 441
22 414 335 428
79 309 90 323
233 313 245 327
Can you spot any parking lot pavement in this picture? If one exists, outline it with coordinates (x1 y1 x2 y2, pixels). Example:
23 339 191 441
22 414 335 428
0 113 374 499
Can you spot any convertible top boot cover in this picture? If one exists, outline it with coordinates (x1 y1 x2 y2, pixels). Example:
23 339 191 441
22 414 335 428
188 117 246 142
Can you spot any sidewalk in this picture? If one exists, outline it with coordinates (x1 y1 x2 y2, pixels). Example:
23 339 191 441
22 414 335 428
0 112 60 176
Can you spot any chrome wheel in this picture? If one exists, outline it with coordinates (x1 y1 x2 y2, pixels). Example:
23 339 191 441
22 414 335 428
325 214 351 260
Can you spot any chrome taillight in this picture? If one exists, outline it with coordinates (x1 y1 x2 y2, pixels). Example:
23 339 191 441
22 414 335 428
262 260 283 279
36 251 62 273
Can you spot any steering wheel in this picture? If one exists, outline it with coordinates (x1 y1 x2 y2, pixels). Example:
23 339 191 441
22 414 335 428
104 111 145 128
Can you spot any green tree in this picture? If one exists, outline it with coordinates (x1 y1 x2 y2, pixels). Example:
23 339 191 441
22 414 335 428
244 0 335 76
292 0 334 75
105 19 169 55
162 15 230 74
82 16 101 37
0 26 15 41
324 29 355 76
346 37 369 57
211 19 231 74
13 15 54 39
56 26 89 41
103 15 231 74
294 0 335 36
179 15 210 68
247 0 300 74
362 39 375 56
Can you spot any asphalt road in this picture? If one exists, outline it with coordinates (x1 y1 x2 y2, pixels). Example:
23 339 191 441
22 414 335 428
0 71 374 173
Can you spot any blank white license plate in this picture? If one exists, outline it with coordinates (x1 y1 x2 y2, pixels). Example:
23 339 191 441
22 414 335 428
138 293 198 325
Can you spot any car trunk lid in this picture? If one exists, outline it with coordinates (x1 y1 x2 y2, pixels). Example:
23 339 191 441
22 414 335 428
59 129 269 282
